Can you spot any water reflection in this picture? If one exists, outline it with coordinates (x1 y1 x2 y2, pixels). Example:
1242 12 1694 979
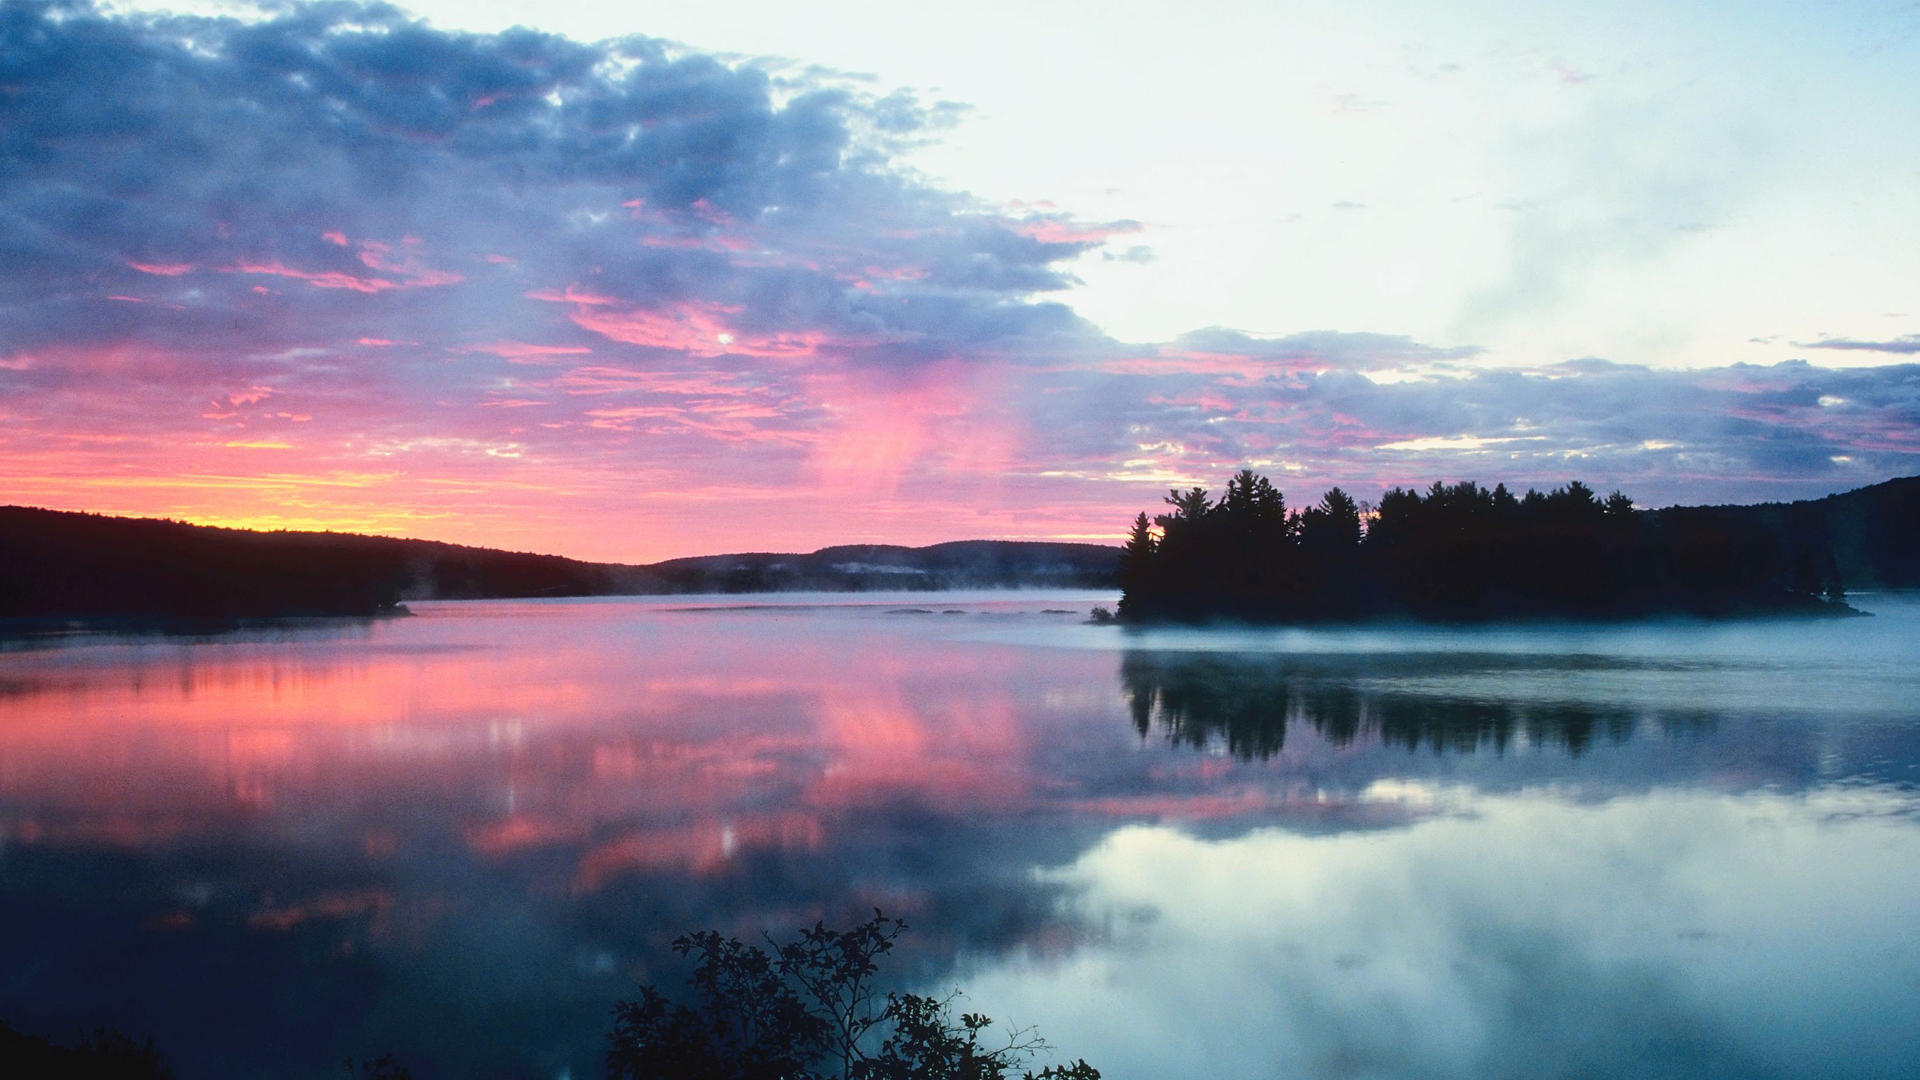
0 593 1916 1078
966 786 1920 1080
1123 651 1662 758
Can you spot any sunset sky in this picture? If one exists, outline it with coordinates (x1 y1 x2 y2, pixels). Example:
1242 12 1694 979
5 0 1918 562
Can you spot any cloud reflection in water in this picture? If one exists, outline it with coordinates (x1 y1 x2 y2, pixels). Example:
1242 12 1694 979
964 787 1920 1080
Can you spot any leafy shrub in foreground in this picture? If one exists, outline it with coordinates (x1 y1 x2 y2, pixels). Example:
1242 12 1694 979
606 912 1097 1080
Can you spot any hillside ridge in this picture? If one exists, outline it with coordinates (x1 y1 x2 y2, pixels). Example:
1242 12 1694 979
0 507 1120 621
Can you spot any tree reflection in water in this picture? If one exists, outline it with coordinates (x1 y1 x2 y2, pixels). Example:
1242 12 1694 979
1121 651 1676 759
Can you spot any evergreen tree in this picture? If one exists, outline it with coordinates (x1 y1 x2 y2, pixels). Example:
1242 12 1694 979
1115 513 1158 616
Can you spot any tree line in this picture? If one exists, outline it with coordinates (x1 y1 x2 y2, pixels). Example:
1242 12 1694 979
0 508 1124 625
1117 471 1850 622
0 506 659 624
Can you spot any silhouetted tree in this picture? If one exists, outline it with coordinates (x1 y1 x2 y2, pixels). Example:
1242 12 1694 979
1219 470 1286 530
607 913 1097 1080
1153 487 1212 550
1115 513 1157 618
1297 487 1362 550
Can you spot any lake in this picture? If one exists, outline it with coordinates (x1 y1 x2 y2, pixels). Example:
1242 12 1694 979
3 591 1918 1079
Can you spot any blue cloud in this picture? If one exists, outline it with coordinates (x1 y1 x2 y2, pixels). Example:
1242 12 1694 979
1796 335 1920 355
0 0 1113 370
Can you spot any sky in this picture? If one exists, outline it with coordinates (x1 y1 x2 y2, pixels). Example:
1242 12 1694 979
3 0 1918 562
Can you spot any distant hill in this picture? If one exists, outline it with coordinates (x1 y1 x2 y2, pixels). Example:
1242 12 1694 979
1666 475 1920 589
0 507 1120 623
0 507 659 622
644 540 1120 593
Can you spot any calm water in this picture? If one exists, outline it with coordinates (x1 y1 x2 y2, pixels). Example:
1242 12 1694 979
3 592 1918 1079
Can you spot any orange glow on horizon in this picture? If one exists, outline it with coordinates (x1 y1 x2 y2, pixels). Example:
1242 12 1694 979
0 482 1134 563
0 343 1142 561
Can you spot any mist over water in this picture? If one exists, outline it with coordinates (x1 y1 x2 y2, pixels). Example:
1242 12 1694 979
2 592 1917 1078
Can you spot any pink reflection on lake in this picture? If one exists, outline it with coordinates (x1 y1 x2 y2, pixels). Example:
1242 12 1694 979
0 597 1121 896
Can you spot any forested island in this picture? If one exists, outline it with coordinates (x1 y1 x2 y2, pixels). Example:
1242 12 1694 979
1114 472 1911 623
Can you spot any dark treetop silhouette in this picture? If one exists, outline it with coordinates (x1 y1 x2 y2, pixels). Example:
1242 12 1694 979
0 1022 176 1079
1116 471 1856 623
607 912 1098 1080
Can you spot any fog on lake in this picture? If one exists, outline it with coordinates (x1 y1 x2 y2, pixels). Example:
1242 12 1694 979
2 592 1917 1079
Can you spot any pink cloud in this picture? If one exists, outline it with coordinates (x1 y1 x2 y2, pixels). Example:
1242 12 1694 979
1145 392 1240 413
534 292 830 359
465 341 594 363
554 366 760 397
126 260 195 276
1011 217 1143 245
686 198 733 225
226 386 275 407
580 404 679 428
227 237 464 294
400 268 464 287
638 232 755 253
581 397 803 445
524 285 619 306
354 238 466 287
230 261 398 293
